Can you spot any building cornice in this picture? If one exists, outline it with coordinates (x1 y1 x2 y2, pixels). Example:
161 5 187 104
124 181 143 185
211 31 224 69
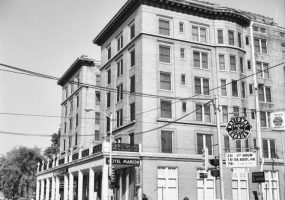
93 0 251 46
57 56 96 86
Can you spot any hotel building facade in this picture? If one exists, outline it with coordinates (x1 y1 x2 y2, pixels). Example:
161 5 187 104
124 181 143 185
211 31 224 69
36 0 285 200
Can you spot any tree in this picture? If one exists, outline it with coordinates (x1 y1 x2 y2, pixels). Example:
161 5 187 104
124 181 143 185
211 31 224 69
0 146 43 199
44 130 60 159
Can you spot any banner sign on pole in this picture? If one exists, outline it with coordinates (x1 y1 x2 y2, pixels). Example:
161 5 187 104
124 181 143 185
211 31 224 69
226 152 256 168
270 111 285 130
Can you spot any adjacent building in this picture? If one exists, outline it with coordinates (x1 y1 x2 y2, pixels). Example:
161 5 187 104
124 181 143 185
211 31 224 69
36 0 285 200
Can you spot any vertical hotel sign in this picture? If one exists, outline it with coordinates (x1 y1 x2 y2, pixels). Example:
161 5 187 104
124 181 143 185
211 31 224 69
270 111 285 130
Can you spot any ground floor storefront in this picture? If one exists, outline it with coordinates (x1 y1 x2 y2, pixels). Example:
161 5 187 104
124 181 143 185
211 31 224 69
36 144 285 200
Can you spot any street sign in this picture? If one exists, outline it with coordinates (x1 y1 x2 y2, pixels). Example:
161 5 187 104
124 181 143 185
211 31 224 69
226 116 251 140
225 152 256 168
252 172 265 183
270 111 285 130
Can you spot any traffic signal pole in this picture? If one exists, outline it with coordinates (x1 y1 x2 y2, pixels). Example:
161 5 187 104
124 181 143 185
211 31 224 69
215 96 225 200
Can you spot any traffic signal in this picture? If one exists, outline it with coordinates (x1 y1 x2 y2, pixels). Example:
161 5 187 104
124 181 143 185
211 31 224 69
202 147 209 171
209 158 220 179
109 166 116 188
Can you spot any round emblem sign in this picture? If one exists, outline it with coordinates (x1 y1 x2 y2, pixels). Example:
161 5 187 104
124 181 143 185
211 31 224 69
226 116 251 140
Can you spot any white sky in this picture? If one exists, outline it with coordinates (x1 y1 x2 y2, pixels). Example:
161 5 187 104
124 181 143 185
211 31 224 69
0 0 284 155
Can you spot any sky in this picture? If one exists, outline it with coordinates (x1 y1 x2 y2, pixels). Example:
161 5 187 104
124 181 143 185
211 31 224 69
0 0 284 155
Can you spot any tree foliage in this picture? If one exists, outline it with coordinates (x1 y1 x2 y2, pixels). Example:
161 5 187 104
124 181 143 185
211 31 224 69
44 130 60 159
0 146 43 199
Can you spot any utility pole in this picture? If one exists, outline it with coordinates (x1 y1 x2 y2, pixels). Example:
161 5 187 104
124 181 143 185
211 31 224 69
215 96 225 200
108 113 113 200
250 20 264 200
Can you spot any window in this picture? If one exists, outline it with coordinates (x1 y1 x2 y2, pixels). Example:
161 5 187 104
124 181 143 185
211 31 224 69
262 171 280 200
161 100 172 118
217 29 224 44
193 51 208 69
64 122 66 133
129 133 134 145
106 117 110 132
251 109 256 120
192 26 207 42
232 80 238 97
245 36 249 45
95 91 100 105
258 84 271 102
219 54 225 70
263 139 276 158
70 100 73 114
232 168 249 200
256 62 269 78
254 38 267 53
64 104 67 117
195 77 209 95
197 133 212 155
224 135 230 153
253 26 258 31
157 167 178 200
260 111 270 128
76 95 79 108
196 104 211 122
243 108 247 117
221 79 227 96
159 45 171 63
130 75 135 94
159 19 170 36
282 43 285 58
95 112 100 125
238 33 242 48
106 92 110 108
160 72 171 90
179 22 184 33
115 138 121 143
63 139 66 151
96 74 101 86
65 87 68 99
245 139 249 152
69 137 72 149
233 106 239 117
69 118 72 130
107 68 111 85
76 114 79 127
236 140 241 152
239 57 244 73
116 109 123 127
130 103 135 121
95 130 100 141
116 84 123 102
230 55 236 71
107 46 111 60
117 59 123 77
260 27 266 33
241 82 246 98
197 170 215 200
130 23 135 39
130 49 135 67
161 131 173 153
117 35 123 51
182 101 186 113
249 84 253 94
247 60 251 70
228 30 234 45
222 105 228 123
181 74 186 85
180 48 185 59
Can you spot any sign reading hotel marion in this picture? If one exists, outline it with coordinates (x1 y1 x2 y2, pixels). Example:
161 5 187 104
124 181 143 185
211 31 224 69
226 116 252 140
106 158 140 166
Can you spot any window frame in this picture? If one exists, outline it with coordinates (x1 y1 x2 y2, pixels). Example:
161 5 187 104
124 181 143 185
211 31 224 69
159 44 171 64
161 130 173 153
195 77 210 95
159 18 170 36
160 99 172 119
116 59 123 78
160 72 171 90
193 51 208 69
192 25 207 43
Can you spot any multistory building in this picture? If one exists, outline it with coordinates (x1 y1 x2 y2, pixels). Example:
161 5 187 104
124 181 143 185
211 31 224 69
36 1 285 200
